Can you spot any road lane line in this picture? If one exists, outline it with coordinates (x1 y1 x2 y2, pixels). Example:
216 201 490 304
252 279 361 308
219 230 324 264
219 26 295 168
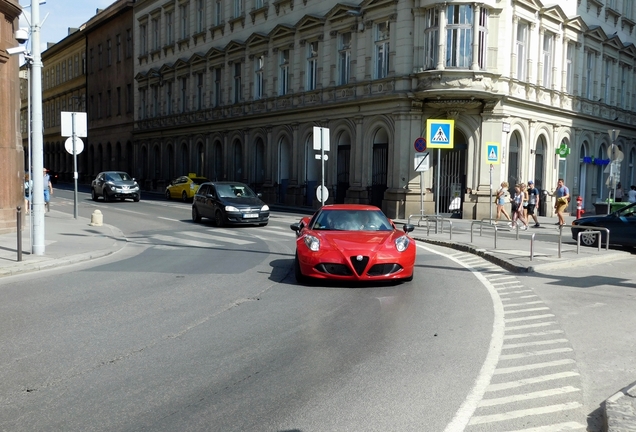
502 420 586 431
487 371 580 391
478 386 580 407
467 402 581 425
157 216 180 222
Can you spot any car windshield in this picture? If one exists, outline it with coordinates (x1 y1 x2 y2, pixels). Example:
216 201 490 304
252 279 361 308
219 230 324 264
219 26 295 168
616 202 636 217
106 172 132 182
312 210 392 231
216 184 256 198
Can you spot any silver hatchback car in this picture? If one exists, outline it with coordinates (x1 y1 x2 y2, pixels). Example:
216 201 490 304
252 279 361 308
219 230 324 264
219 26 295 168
91 171 141 202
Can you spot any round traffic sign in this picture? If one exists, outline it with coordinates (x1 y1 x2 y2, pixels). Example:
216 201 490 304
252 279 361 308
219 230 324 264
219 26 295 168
64 137 84 155
316 185 329 202
414 137 427 152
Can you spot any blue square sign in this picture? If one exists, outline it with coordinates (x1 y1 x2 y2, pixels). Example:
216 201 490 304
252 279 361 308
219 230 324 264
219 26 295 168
486 142 500 165
426 119 454 149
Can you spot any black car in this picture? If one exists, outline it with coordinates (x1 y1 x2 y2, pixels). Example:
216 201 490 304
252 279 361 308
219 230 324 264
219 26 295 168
571 201 636 247
192 182 269 227
91 171 141 202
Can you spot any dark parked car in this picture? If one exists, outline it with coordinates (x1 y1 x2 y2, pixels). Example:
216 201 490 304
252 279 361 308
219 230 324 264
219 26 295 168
571 201 636 247
191 182 269 227
91 171 140 202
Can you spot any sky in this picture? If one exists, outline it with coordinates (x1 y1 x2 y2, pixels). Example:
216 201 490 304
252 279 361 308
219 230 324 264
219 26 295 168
18 0 114 52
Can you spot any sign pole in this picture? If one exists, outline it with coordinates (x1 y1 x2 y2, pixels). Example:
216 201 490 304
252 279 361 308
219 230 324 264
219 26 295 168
72 112 78 219
436 149 441 215
489 164 493 222
320 128 325 207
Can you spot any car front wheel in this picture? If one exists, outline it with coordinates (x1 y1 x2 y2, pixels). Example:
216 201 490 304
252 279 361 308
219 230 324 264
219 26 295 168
192 206 201 223
294 253 310 284
165 190 171 200
579 228 600 247
181 191 188 202
91 188 98 201
214 210 224 227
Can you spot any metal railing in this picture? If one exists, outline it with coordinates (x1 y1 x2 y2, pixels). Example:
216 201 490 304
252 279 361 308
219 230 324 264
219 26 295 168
576 227 610 254
408 214 453 238
471 220 498 248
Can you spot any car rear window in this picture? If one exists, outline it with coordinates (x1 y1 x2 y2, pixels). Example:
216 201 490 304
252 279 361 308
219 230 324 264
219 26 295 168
191 178 209 185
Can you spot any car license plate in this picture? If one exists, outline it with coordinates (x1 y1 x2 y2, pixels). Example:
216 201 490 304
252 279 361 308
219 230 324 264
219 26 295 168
243 213 258 219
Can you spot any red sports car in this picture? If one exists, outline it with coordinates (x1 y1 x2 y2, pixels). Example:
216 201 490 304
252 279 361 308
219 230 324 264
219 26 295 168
290 204 416 283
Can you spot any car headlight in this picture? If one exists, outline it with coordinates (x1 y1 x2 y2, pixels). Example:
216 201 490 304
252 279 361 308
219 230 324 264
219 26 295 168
225 205 239 212
261 204 269 211
395 235 410 252
190 183 195 190
303 235 320 251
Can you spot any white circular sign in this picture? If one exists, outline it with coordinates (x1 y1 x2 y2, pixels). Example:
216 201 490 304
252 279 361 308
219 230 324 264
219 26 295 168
65 137 84 154
316 185 329 202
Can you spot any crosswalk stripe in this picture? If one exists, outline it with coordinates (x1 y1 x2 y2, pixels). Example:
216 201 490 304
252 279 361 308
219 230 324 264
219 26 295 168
505 314 554 323
503 420 586 431
499 290 533 295
504 307 550 314
503 339 569 349
503 301 544 307
478 386 580 407
487 371 580 392
506 322 557 331
499 347 573 360
502 295 539 301
494 359 575 375
504 330 564 340
181 231 254 245
468 402 582 425
152 234 220 248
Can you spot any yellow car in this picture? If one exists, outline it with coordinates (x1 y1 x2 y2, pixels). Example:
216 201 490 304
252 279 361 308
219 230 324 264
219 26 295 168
165 174 209 202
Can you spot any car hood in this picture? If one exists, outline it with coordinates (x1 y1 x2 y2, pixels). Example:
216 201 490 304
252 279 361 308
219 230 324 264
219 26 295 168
109 180 137 187
318 230 399 253
221 197 265 207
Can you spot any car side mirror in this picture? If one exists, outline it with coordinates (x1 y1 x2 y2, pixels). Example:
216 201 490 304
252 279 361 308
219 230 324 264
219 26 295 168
403 224 415 233
290 223 300 232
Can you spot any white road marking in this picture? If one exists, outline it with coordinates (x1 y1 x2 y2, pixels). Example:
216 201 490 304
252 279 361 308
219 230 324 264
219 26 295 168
467 402 581 425
503 301 544 307
506 322 558 331
505 314 555 323
504 307 551 315
478 386 580 407
487 371 580 392
503 420 586 431
494 359 576 375
499 347 573 360
157 216 180 222
499 290 533 295
503 339 569 349
180 231 254 245
152 234 220 248
504 330 564 340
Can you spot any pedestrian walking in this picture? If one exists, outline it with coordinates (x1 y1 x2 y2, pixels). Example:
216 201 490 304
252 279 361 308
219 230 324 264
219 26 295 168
43 168 53 212
527 180 541 227
509 184 528 230
552 178 569 226
24 173 32 214
628 185 636 203
615 182 623 202
495 181 511 223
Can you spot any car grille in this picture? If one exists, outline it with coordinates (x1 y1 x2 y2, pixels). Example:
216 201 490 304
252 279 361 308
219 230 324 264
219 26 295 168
315 263 352 276
367 263 403 276
350 256 370 276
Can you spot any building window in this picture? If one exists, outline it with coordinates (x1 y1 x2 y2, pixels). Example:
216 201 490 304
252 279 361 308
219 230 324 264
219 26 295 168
180 77 188 112
180 3 189 40
279 49 289 96
604 58 612 104
423 8 439 70
620 65 627 108
127 29 133 58
196 72 204 110
98 92 102 118
477 8 488 69
62 61 66 82
586 51 595 100
139 88 147 119
152 85 160 117
107 39 112 66
446 5 471 68
127 84 133 113
152 18 160 51
375 22 390 78
116 34 122 62
117 87 121 115
166 81 173 114
307 41 318 90
215 0 222 26
255 55 264 99
197 0 205 33
542 32 553 88
166 11 174 45
107 90 112 117
98 44 103 69
214 67 222 106
566 42 574 94
75 54 80 76
624 0 633 18
234 62 242 103
233 0 243 18
338 32 351 85
140 24 148 55
516 21 528 81
67 59 72 79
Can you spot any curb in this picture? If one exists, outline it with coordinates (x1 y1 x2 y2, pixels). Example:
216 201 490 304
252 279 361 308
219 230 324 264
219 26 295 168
604 380 636 432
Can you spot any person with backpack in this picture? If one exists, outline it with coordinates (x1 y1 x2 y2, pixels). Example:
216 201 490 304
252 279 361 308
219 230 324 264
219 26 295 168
495 181 511 223
24 173 33 214
527 180 541 228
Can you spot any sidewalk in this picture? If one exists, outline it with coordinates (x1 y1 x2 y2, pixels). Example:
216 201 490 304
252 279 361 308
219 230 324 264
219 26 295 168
0 208 633 430
0 210 126 277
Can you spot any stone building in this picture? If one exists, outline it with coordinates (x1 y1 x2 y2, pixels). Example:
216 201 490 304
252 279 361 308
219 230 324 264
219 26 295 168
0 0 25 233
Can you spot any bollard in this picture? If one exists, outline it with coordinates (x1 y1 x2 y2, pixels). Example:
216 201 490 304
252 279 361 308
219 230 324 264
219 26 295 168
17 206 22 262
90 209 103 226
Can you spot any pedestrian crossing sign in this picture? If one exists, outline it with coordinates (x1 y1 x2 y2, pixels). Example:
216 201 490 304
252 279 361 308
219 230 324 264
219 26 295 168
486 142 500 165
426 119 454 149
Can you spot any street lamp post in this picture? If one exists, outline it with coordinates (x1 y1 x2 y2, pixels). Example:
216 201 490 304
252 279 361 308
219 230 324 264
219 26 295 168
30 0 45 255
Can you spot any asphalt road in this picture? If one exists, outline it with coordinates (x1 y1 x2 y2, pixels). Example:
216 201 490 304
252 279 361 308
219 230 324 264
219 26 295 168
0 189 501 431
